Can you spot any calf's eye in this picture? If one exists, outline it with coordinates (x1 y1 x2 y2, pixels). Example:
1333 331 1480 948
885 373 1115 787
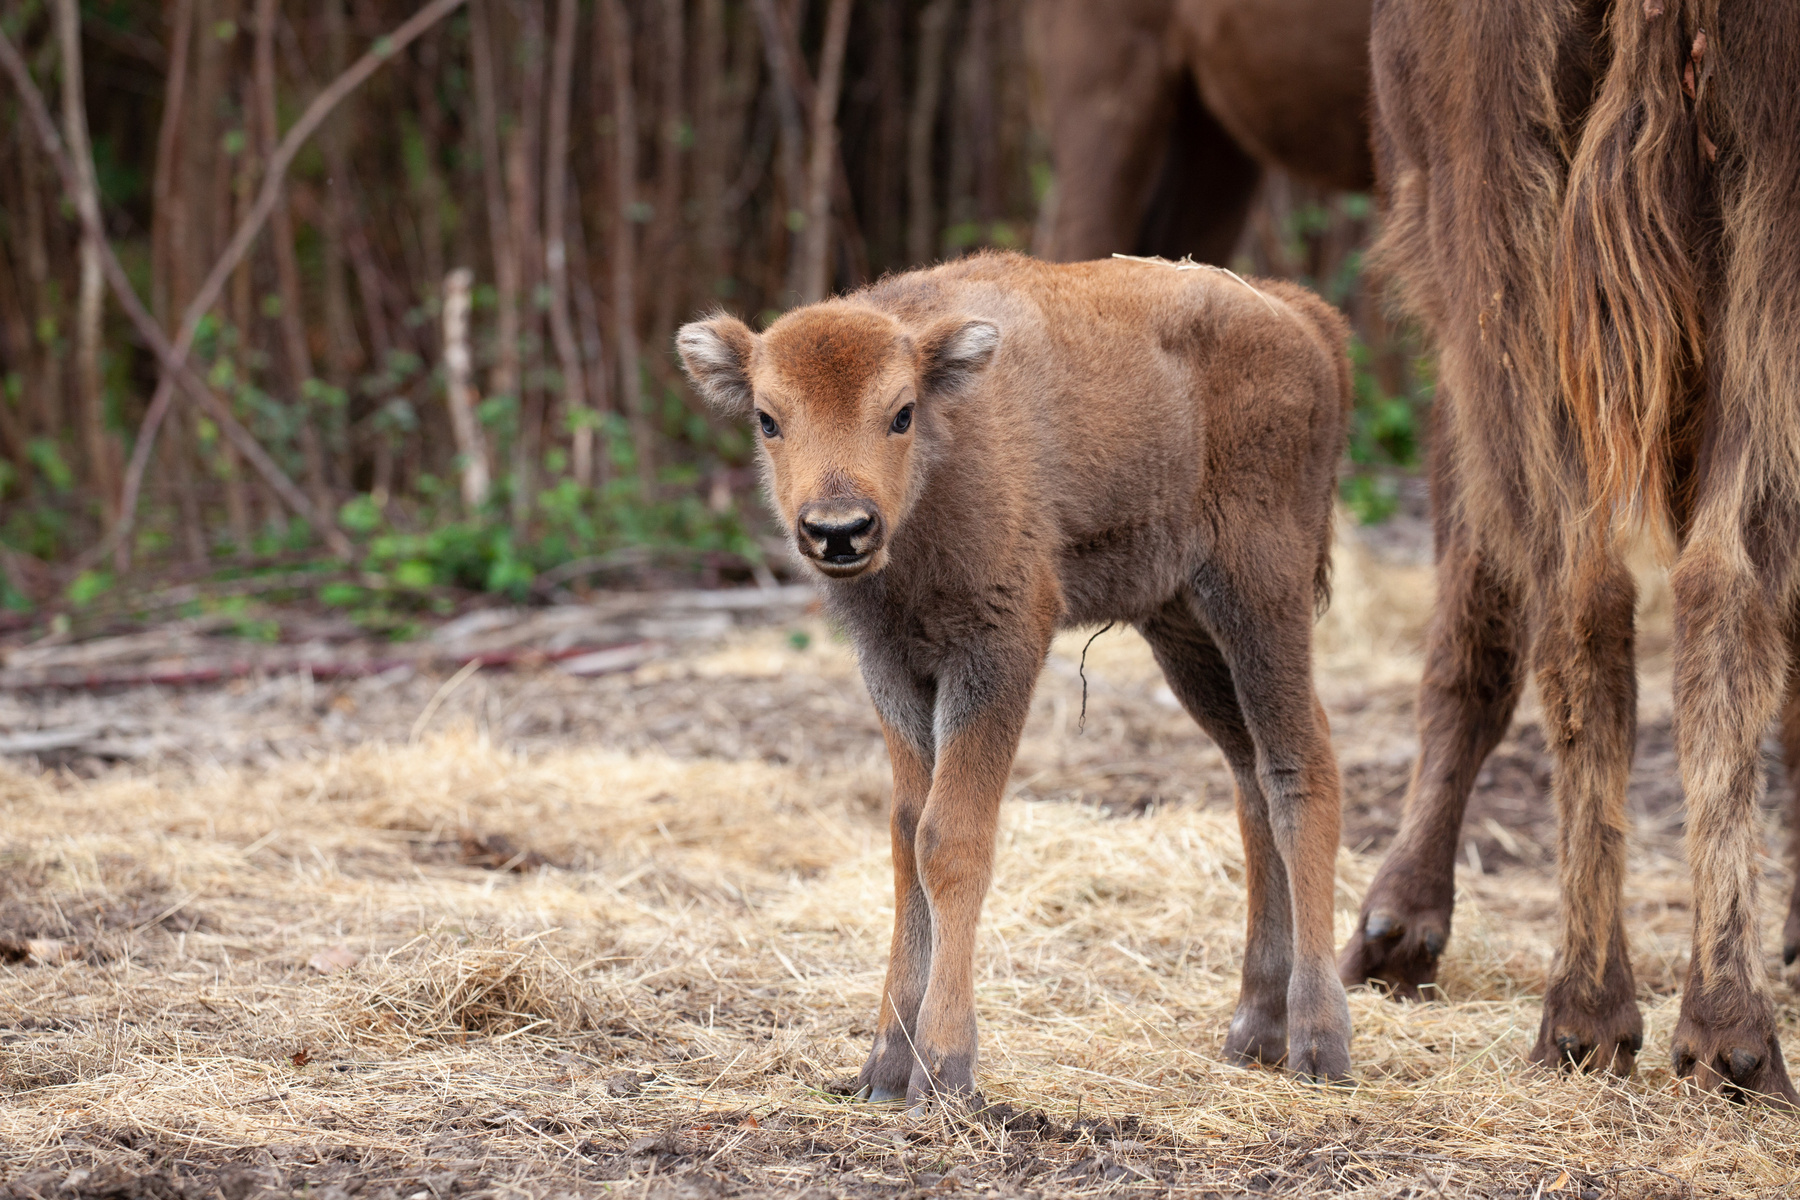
890 405 914 435
757 411 780 438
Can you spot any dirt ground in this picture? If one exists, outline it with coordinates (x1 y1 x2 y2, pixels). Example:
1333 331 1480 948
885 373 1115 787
2 520 1797 1198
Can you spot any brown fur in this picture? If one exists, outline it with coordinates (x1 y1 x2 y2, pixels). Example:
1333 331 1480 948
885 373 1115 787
1029 0 1372 264
1340 0 1800 1104
679 252 1354 1101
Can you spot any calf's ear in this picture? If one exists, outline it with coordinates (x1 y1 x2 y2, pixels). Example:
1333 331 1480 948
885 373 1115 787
917 317 1000 400
676 316 758 416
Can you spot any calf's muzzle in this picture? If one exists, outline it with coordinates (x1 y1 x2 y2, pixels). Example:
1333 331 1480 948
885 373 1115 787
797 499 883 577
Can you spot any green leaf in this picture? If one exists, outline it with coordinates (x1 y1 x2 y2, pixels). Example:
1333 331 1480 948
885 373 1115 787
27 438 73 492
339 494 384 536
66 569 113 608
393 559 437 590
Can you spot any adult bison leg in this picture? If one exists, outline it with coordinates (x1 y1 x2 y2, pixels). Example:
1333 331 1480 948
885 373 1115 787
1528 547 1643 1076
1782 670 1800 977
1129 85 1263 265
1341 442 1529 997
903 613 1052 1104
1667 512 1800 1104
1186 564 1352 1082
1667 2 1800 1100
1140 601 1292 1070
1030 0 1185 261
857 719 937 1101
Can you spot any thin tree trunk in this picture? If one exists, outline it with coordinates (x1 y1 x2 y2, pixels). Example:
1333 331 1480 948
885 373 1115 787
343 188 395 364
691 0 730 295
320 0 361 410
17 119 55 443
646 0 685 355
230 56 255 359
173 407 211 560
907 0 952 265
410 29 448 315
506 0 545 531
601 0 651 497
968 0 1000 222
0 189 33 469
55 0 119 531
751 0 867 299
218 427 251 554
470 0 519 415
749 0 808 302
255 0 333 521
543 0 590 486
150 0 195 327
442 267 491 509
797 0 851 303
565 196 609 488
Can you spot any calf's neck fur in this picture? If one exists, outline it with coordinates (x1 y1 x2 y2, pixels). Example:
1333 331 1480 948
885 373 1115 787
679 252 1353 1101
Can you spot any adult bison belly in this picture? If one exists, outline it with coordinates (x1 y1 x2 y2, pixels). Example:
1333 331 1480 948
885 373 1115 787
1181 0 1373 190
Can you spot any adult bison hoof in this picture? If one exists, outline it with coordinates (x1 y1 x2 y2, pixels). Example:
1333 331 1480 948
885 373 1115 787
1672 1001 1800 1106
1529 971 1642 1076
1338 881 1452 1000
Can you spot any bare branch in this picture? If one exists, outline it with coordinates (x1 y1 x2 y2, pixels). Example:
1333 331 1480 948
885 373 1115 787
0 0 470 569
797 0 852 303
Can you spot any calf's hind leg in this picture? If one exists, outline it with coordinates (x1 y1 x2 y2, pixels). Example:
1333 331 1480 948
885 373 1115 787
1140 602 1293 1068
1169 561 1351 1080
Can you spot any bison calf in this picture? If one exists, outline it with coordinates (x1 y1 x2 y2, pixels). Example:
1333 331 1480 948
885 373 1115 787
678 251 1353 1101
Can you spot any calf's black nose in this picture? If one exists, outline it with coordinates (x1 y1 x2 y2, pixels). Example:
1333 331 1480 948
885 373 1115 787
801 512 874 540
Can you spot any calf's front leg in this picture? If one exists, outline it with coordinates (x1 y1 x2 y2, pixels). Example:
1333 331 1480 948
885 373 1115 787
905 645 1044 1104
857 724 936 1101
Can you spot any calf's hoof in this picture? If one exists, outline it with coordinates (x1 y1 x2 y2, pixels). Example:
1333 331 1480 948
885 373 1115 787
1338 878 1451 1000
1223 1002 1287 1069
856 1033 914 1103
1672 999 1799 1107
905 1049 979 1108
1287 972 1353 1084
1287 1028 1353 1085
1528 971 1642 1076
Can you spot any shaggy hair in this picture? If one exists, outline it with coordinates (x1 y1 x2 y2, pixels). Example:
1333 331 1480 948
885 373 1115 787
1341 0 1800 1104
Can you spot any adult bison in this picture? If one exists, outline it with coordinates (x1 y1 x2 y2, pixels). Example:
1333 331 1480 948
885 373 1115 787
1341 0 1800 1103
1029 0 1373 263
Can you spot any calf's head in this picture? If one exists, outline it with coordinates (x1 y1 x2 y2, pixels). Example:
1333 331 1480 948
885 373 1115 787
677 304 999 579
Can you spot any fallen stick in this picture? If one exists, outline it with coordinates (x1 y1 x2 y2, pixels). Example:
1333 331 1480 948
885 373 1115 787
0 640 652 695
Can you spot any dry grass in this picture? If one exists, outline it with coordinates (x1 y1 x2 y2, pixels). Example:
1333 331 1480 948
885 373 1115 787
2 529 1797 1198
